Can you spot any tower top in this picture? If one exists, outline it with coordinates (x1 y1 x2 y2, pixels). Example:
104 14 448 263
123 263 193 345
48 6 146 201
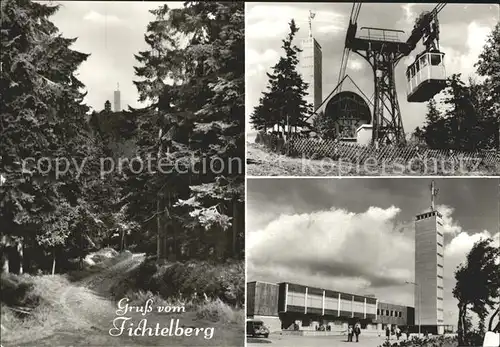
308 10 316 38
430 180 439 211
116 82 119 91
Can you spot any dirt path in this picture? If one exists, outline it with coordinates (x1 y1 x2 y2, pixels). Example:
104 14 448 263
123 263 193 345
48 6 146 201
4 254 243 347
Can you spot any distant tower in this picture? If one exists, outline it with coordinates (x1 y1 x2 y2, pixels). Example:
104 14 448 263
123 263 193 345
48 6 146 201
299 11 322 112
414 181 445 335
114 83 121 112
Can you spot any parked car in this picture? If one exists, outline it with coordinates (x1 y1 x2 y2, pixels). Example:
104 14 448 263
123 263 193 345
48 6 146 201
247 319 270 338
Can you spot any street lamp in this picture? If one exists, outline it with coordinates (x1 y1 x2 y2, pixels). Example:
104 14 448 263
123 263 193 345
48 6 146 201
406 281 421 336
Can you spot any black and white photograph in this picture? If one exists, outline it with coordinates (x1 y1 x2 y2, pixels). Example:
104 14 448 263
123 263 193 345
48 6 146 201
246 2 500 176
1 1 244 346
246 178 500 346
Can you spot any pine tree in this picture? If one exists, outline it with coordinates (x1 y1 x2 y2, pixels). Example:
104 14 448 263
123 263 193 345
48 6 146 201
475 22 500 148
250 20 312 136
0 0 108 273
313 110 337 139
421 98 447 148
127 2 244 261
443 74 478 150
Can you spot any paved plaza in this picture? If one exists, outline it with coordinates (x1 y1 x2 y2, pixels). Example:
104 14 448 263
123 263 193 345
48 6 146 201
247 333 407 347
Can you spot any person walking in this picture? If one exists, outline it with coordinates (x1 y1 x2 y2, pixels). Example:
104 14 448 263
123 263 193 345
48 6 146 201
354 323 361 342
395 326 401 341
348 325 353 342
385 325 391 341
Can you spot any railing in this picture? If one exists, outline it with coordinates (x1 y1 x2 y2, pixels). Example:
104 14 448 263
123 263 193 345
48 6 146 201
255 133 499 174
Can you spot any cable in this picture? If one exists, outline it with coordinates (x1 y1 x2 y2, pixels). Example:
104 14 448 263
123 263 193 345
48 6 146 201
338 2 362 92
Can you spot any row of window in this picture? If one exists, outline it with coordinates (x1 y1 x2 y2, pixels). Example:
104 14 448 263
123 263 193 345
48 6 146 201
377 309 403 318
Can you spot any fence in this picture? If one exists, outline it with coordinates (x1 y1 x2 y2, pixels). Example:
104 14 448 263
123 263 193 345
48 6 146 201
255 132 499 174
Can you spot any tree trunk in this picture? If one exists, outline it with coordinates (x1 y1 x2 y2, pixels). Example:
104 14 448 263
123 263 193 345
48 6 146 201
156 198 162 260
457 303 468 346
232 200 238 257
488 306 500 331
51 250 56 275
120 228 125 252
17 241 23 274
2 250 9 274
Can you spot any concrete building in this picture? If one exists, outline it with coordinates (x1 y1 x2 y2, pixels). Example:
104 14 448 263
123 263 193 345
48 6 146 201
247 281 414 334
114 83 121 112
415 209 445 334
299 37 322 112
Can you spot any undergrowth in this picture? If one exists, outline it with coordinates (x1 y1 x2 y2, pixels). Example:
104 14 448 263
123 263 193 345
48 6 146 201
378 336 459 347
110 258 245 325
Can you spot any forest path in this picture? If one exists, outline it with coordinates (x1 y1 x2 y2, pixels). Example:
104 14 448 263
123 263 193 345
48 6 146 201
4 254 242 347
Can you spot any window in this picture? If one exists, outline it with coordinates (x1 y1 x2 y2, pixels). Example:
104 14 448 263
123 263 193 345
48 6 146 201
437 297 444 301
438 275 443 279
420 54 428 67
431 54 442 66
377 309 380 315
438 264 443 268
386 310 389 316
437 242 443 248
437 253 444 258
399 312 402 318
437 232 443 237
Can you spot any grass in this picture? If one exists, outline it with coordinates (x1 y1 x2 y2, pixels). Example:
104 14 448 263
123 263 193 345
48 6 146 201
1 252 244 346
110 258 245 325
247 142 497 176
1 273 106 343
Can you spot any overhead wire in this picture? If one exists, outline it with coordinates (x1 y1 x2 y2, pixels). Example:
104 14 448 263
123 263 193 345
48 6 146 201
338 2 362 92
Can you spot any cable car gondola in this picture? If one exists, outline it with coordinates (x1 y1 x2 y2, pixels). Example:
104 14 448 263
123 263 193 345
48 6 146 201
406 50 446 103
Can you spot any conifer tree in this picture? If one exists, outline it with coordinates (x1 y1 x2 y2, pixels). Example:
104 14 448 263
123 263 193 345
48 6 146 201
0 0 100 272
251 20 312 136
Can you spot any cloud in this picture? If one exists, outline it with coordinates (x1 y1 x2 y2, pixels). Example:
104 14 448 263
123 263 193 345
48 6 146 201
248 206 413 290
246 4 345 40
246 48 279 77
440 21 492 81
347 58 364 71
83 11 122 25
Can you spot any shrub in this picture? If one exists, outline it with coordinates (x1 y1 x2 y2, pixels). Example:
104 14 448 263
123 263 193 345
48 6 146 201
0 273 40 308
118 259 244 307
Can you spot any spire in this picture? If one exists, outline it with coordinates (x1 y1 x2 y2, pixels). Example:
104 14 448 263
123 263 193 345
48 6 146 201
116 82 119 91
309 10 316 38
430 180 439 211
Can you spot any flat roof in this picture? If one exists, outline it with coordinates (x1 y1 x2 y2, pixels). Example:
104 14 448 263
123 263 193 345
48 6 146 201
278 281 377 301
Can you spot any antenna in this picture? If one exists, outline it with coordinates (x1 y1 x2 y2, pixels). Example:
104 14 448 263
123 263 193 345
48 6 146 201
430 180 439 211
309 10 316 38
117 82 119 91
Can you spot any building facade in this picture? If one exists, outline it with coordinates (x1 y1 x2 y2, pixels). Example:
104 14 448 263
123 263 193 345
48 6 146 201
415 210 445 334
300 37 322 112
247 281 414 333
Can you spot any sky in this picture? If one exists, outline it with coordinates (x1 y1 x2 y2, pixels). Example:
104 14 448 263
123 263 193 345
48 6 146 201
247 178 500 326
245 2 500 141
47 1 183 113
